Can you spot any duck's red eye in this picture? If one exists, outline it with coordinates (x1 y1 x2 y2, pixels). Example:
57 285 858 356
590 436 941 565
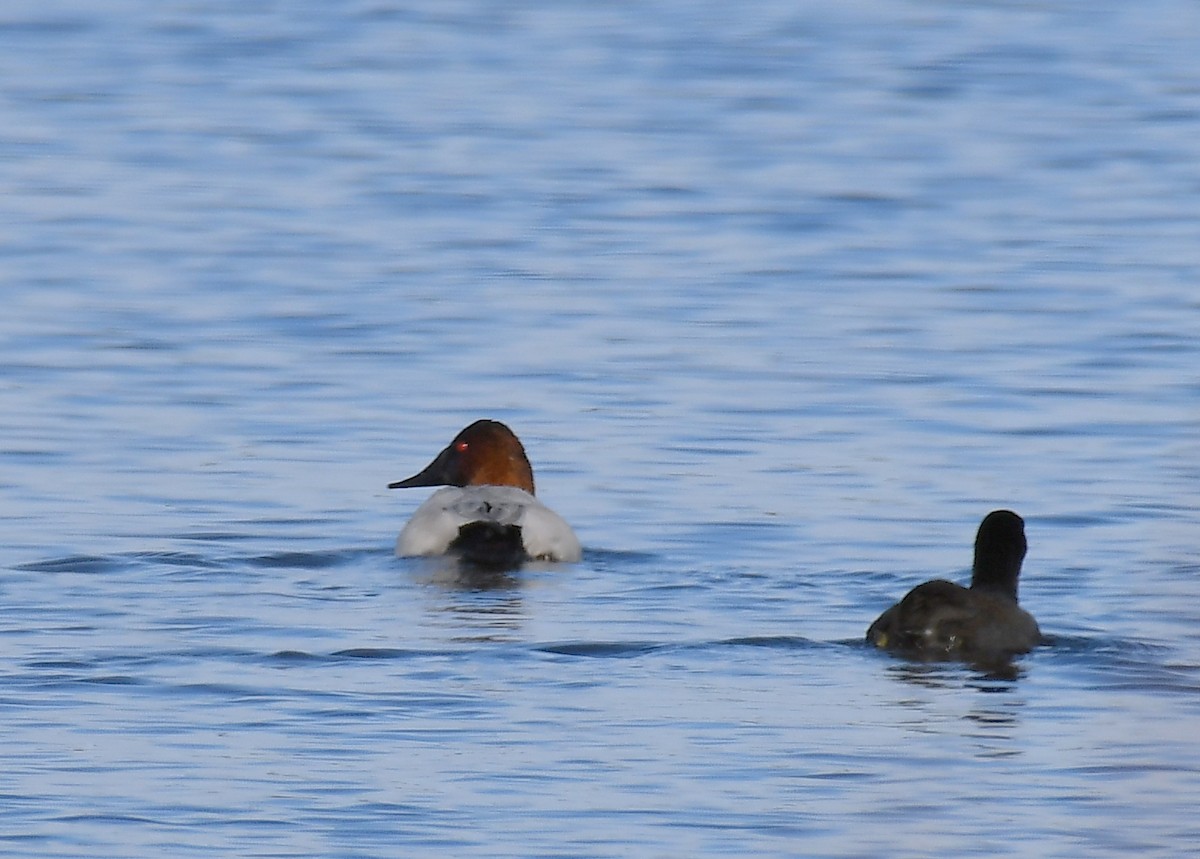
455 441 469 452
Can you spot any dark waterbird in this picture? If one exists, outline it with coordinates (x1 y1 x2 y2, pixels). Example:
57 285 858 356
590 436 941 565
867 510 1041 664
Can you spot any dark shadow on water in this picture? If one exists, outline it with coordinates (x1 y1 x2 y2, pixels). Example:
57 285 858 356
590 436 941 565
1043 632 1171 659
1043 633 1200 694
582 547 663 571
265 646 466 664
715 635 822 651
247 549 366 570
15 547 384 577
332 647 442 660
15 554 128 575
534 635 823 660
535 641 666 658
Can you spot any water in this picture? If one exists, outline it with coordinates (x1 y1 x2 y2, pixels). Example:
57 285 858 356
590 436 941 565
2 0 1199 856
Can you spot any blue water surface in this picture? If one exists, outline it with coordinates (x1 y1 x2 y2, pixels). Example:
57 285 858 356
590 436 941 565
2 1 1199 856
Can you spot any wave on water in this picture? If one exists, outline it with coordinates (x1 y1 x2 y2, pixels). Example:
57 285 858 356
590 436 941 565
533 635 822 659
14 554 129 574
13 547 385 575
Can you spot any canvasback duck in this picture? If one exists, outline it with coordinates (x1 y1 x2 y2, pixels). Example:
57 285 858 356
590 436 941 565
388 419 582 567
867 510 1041 662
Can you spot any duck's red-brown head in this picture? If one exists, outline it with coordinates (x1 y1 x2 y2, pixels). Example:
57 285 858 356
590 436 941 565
388 420 536 495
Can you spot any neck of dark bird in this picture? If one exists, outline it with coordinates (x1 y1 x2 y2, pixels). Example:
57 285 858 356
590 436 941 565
971 555 1021 601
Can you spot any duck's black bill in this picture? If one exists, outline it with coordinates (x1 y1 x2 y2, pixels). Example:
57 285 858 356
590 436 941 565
388 447 456 489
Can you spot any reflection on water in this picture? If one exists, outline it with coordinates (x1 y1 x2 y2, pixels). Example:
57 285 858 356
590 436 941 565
883 662 1022 686
408 554 527 592
436 595 525 644
413 562 529 644
876 661 1029 761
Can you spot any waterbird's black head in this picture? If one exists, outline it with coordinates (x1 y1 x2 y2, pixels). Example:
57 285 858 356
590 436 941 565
970 509 1027 600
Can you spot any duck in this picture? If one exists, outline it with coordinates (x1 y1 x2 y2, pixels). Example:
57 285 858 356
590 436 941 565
866 510 1041 661
388 419 582 567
